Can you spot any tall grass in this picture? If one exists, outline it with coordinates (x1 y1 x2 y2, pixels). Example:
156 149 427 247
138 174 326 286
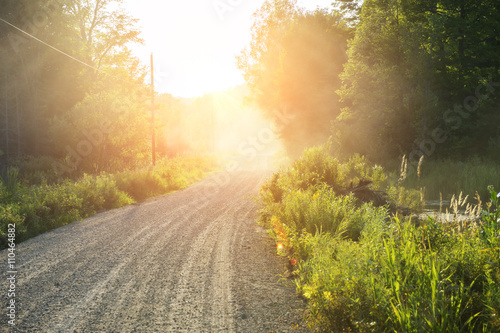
393 158 500 200
379 220 485 332
272 185 387 243
0 156 217 248
258 145 500 332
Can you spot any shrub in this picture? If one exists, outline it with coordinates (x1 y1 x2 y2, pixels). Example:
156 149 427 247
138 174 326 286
258 145 500 331
296 233 381 332
0 156 216 248
113 156 217 201
114 170 167 202
0 167 21 203
339 153 388 189
73 174 134 214
0 204 26 247
12 155 60 185
275 185 387 242
258 144 341 207
20 183 84 235
288 144 340 190
289 216 499 332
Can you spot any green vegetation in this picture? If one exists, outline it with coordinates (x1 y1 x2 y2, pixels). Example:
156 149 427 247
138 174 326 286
237 0 352 157
0 0 146 160
0 156 217 249
0 1 222 173
258 146 500 332
240 0 500 163
242 3 500 328
398 159 500 201
0 1 224 248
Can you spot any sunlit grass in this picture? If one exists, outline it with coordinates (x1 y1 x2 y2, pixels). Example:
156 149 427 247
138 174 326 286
0 156 217 248
258 146 500 332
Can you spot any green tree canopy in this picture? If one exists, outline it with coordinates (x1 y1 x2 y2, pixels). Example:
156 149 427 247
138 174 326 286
0 0 146 165
238 0 351 157
336 0 500 162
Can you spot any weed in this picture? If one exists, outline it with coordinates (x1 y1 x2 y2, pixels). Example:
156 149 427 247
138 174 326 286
258 145 500 331
398 159 500 200
0 156 216 248
0 167 21 203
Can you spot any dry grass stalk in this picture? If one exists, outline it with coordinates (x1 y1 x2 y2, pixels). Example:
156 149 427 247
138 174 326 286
398 155 407 186
443 191 482 232
417 155 424 179
439 192 443 214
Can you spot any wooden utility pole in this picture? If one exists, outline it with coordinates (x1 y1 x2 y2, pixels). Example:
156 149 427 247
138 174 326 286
15 81 20 157
151 53 156 166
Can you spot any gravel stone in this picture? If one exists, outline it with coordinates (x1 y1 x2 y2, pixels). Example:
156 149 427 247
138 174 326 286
1 171 310 332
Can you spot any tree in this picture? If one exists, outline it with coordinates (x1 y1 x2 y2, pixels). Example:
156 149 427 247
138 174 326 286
0 0 146 166
0 0 70 157
50 91 151 175
238 0 351 157
66 0 144 84
336 0 500 162
333 0 362 27
335 0 423 161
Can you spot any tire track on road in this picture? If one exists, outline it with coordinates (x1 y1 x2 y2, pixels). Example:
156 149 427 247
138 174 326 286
1 171 310 332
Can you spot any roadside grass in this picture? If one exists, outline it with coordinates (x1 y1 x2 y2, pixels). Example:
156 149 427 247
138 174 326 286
258 144 500 332
0 156 217 248
389 158 500 201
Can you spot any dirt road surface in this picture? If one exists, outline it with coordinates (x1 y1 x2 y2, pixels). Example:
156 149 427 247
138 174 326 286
1 171 309 332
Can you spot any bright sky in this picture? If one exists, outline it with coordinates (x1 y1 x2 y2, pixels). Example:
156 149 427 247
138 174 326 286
123 0 336 98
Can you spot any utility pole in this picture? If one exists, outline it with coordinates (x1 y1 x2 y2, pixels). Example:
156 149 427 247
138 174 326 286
151 53 156 166
15 81 20 157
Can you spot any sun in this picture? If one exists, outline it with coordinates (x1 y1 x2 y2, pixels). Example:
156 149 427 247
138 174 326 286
158 64 235 98
123 0 250 98
124 0 340 98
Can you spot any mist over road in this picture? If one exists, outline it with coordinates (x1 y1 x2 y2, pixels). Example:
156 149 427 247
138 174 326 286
1 171 308 332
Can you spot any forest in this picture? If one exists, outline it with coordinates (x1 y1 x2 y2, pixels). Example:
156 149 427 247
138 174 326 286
1 0 499 183
0 0 214 173
238 0 500 164
0 0 150 170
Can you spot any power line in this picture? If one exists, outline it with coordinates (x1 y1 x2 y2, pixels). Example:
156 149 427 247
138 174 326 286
0 17 120 80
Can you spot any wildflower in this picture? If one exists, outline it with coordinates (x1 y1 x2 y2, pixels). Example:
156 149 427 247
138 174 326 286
323 291 333 301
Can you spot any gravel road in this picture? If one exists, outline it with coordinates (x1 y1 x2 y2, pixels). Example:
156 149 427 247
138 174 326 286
1 171 309 332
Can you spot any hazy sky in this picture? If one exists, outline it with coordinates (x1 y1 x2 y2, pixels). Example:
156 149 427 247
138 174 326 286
122 0 335 98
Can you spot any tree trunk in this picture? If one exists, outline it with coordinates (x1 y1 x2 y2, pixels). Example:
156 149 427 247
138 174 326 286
458 0 466 83
4 72 9 160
